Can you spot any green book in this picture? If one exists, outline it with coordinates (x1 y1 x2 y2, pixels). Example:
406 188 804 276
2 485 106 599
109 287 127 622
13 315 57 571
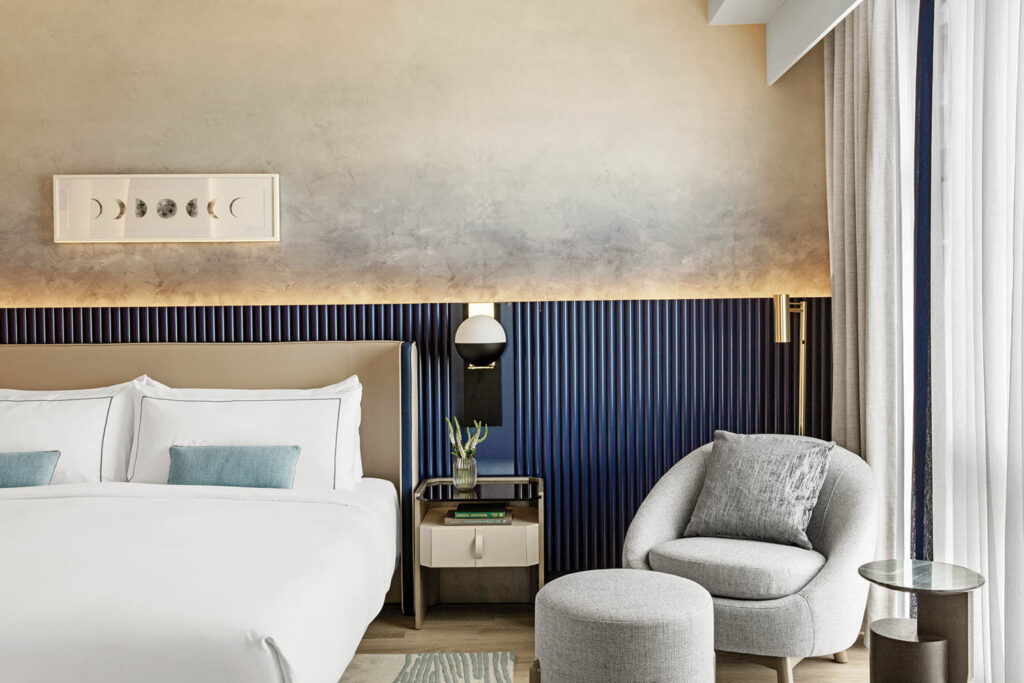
452 503 507 519
444 512 512 526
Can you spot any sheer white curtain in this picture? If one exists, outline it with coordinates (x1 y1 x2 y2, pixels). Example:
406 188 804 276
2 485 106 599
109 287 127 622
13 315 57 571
825 0 919 629
931 1 1024 681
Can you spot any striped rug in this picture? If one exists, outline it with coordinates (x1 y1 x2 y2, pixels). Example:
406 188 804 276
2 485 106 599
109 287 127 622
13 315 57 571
341 651 515 682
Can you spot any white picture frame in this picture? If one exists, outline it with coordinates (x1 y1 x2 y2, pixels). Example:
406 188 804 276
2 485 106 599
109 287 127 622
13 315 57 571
53 173 280 243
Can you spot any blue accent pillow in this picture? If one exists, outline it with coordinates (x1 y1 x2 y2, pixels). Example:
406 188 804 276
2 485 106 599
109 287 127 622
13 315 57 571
167 445 301 489
0 451 61 488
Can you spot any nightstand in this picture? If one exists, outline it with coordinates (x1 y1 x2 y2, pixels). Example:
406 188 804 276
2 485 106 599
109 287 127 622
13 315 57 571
412 476 544 629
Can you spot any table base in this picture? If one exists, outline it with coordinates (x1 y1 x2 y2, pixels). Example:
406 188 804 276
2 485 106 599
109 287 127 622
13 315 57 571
918 591 973 682
870 618 947 683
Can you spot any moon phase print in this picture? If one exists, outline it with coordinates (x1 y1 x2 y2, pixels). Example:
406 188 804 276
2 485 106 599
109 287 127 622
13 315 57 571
53 174 280 243
155 198 177 218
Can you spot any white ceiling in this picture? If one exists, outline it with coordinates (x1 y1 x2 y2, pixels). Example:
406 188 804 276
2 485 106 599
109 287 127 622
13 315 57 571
708 0 865 85
708 0 786 26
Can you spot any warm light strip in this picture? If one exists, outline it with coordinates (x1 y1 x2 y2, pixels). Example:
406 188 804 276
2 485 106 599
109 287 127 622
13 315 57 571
0 290 834 309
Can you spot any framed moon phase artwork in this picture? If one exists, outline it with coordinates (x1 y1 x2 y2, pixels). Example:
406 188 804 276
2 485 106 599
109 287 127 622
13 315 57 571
53 173 279 243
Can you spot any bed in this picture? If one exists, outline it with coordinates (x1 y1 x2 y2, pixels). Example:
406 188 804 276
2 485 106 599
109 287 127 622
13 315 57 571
0 341 418 683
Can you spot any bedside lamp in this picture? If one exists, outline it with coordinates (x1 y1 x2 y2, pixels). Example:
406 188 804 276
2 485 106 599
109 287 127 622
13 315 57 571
455 304 506 369
773 294 807 436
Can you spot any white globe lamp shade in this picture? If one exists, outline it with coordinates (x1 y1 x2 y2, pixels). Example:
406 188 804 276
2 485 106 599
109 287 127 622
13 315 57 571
455 315 507 366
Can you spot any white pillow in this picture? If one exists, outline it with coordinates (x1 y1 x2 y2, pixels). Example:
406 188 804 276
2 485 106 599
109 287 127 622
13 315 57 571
0 377 156 484
128 376 363 490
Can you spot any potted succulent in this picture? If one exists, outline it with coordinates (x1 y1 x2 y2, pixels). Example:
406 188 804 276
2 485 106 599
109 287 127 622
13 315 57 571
445 416 488 491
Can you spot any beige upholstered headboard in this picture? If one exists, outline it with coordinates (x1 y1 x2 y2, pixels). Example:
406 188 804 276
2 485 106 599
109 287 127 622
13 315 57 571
0 340 419 606
0 341 416 488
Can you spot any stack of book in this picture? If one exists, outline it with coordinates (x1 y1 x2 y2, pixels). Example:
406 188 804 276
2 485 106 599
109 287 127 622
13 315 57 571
443 503 511 526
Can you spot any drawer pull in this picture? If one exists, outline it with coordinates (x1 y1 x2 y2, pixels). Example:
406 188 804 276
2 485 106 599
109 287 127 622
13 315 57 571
474 532 484 560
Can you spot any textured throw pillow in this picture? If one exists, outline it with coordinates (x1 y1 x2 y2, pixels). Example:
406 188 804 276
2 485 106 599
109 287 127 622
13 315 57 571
168 445 301 489
683 431 834 549
0 451 61 488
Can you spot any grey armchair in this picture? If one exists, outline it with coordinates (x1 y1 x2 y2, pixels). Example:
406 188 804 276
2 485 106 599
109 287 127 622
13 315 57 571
622 440 876 683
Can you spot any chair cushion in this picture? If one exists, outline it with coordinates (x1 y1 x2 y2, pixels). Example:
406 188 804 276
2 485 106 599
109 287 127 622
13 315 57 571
648 537 826 600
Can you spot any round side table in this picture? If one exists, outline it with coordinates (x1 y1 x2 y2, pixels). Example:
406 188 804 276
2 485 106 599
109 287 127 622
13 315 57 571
859 559 985 683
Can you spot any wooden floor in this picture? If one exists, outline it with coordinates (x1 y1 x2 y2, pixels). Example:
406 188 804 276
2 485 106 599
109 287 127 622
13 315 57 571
356 604 870 682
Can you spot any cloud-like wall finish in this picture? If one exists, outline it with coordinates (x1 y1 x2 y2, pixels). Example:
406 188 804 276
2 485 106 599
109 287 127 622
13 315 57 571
0 0 827 306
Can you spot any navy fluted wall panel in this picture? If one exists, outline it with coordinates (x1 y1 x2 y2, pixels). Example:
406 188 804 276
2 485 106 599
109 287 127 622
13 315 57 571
1 298 831 578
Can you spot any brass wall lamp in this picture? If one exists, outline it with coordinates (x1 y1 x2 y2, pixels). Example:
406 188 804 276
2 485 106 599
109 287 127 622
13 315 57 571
773 294 808 437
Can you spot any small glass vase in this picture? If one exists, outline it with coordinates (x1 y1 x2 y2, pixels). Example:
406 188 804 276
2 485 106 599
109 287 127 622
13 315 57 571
453 457 477 491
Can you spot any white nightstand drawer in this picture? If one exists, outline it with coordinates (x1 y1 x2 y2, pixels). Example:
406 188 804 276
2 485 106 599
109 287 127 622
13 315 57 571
423 525 477 568
420 508 540 569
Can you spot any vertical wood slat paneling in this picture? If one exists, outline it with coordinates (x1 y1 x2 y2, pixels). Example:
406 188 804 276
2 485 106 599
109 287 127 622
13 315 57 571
511 298 832 578
1 297 831 579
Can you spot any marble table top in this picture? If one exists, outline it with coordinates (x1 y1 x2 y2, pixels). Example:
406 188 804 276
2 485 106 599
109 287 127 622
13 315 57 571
859 559 985 595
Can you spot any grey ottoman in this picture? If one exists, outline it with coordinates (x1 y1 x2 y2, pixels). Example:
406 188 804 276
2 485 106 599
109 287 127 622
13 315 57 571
534 568 714 682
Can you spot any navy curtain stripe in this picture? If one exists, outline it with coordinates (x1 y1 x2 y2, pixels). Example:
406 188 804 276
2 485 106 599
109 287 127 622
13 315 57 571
1 298 831 578
913 0 935 563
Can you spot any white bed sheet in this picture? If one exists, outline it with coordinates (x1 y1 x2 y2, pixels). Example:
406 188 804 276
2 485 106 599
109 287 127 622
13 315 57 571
0 478 398 683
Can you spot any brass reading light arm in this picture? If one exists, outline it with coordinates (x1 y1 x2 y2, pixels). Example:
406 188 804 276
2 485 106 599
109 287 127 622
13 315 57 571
773 294 808 437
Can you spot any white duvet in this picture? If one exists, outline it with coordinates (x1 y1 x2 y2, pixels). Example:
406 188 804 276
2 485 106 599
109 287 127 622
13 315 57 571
0 479 398 683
